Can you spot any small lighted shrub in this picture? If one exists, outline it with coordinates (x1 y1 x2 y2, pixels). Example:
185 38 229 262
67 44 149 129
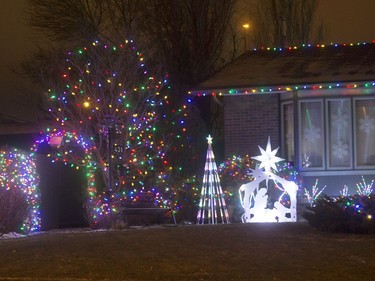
0 187 30 235
0 148 41 234
85 178 200 229
218 155 253 222
84 158 201 228
85 192 122 229
303 194 375 234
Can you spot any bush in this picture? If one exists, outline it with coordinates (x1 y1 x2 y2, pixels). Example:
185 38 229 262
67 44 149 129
303 194 375 234
0 187 30 235
85 192 178 229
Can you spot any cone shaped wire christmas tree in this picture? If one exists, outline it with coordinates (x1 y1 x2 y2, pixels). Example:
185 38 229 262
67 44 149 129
197 135 230 224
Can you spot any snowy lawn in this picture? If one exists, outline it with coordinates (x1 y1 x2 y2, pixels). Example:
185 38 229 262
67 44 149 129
1 223 375 281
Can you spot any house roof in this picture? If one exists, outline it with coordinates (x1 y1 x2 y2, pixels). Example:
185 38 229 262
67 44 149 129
191 42 375 95
0 113 41 135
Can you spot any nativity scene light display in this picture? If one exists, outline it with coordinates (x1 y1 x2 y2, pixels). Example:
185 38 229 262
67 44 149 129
239 137 298 223
196 136 298 224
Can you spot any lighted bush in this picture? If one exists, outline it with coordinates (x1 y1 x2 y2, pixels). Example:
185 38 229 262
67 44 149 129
84 192 123 229
303 194 375 234
85 180 199 229
84 162 201 228
0 187 30 235
0 148 41 235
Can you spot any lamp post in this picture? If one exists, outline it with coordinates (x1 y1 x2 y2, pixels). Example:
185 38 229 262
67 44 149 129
98 116 125 193
242 23 250 51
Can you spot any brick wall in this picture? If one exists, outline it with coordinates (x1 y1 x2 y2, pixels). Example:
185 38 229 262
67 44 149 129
224 94 280 158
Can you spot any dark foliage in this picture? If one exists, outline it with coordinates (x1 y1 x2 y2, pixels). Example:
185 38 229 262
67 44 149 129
303 194 375 234
0 188 30 235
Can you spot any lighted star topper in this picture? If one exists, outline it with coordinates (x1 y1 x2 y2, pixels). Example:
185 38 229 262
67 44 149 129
252 137 284 172
207 135 213 144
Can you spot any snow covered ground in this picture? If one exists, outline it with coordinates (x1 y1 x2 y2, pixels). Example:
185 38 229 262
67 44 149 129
0 232 26 239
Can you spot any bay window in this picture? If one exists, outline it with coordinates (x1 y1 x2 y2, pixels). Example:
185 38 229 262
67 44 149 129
282 96 375 171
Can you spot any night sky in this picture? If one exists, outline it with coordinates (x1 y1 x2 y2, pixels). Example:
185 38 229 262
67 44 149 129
0 0 374 120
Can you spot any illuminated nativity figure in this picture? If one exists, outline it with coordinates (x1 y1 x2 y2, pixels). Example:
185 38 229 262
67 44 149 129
239 137 298 223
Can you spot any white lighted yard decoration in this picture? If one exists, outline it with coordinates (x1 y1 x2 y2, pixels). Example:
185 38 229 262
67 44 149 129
239 137 298 223
304 179 325 207
197 135 230 224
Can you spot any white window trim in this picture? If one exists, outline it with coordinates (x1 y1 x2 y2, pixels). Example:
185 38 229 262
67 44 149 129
281 101 294 162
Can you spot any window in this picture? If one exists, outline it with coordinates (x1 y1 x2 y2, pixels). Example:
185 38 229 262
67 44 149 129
326 99 352 169
299 100 324 169
354 98 375 168
282 96 375 171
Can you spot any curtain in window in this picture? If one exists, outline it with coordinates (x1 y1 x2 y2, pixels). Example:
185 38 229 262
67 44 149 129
355 99 375 166
327 99 351 168
300 101 323 168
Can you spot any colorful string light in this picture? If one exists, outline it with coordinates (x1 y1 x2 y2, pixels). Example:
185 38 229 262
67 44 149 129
32 40 194 227
0 148 41 233
190 42 375 97
192 81 375 97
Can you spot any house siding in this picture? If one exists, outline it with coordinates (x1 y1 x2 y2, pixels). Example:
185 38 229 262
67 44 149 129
224 93 280 158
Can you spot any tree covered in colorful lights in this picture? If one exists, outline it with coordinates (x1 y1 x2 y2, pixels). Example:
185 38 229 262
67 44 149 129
26 1 236 172
33 40 189 227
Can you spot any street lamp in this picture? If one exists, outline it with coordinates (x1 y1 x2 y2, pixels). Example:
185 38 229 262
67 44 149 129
242 23 250 51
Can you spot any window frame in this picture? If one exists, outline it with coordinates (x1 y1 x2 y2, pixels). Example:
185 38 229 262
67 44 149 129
281 101 294 163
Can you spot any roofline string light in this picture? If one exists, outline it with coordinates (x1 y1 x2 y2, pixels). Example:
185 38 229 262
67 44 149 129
251 41 373 52
190 41 375 97
191 81 375 97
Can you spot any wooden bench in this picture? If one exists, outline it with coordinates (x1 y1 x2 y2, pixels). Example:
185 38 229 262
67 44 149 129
121 207 176 227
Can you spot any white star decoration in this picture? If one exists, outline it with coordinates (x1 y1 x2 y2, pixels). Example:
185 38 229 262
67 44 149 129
207 135 213 144
252 137 284 172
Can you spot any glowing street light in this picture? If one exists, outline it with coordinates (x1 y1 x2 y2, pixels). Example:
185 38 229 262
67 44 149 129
242 23 250 51
242 23 250 29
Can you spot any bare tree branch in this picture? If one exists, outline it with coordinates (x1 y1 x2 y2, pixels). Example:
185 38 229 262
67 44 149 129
249 0 321 47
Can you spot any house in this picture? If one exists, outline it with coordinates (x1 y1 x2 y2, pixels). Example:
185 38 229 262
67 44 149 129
191 42 375 195
0 113 40 149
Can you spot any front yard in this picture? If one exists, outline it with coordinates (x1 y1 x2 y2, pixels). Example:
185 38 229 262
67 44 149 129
1 223 375 281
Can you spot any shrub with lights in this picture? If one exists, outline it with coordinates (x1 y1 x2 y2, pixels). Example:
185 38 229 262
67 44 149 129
0 147 41 235
163 175 201 223
303 177 375 233
33 39 190 228
303 194 375 234
218 155 253 222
